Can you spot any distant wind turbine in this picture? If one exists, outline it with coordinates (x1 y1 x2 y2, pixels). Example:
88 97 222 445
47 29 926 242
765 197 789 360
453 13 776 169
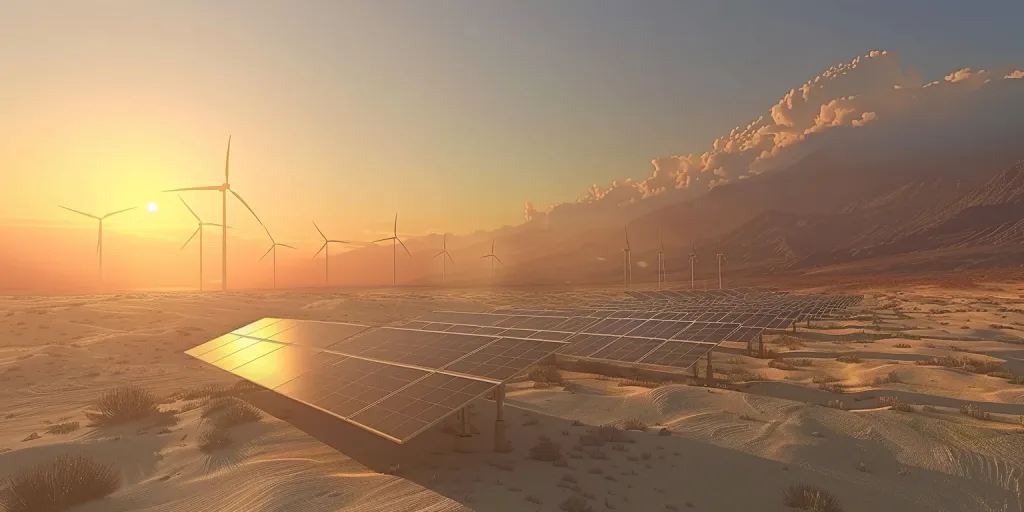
260 227 295 289
657 231 667 290
58 205 137 290
163 136 265 291
716 252 728 290
312 221 350 287
622 228 632 286
481 240 503 281
433 233 455 283
176 195 228 291
688 243 698 290
372 214 411 285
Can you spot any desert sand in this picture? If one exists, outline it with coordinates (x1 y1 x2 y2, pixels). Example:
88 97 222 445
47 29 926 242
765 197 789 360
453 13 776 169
1 284 1023 512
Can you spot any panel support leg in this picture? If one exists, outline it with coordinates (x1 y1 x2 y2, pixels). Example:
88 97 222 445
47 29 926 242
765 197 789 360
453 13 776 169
705 350 713 385
494 383 506 452
758 333 765 358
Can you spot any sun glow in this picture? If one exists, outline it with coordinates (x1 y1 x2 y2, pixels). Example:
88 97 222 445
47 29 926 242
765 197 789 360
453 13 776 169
147 202 158 213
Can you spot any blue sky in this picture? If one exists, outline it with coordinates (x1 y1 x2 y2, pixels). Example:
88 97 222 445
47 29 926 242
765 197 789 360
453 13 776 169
2 0 1022 237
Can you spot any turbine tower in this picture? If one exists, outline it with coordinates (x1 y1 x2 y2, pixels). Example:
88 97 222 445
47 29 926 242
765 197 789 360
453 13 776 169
372 214 411 286
481 240 503 281
164 136 265 291
58 205 137 290
312 221 350 287
657 232 667 290
716 252 728 290
688 243 698 290
177 195 227 291
432 233 455 283
622 227 632 286
260 228 295 289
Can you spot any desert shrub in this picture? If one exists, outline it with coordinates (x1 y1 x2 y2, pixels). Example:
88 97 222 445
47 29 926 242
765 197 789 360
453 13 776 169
560 495 594 512
526 494 542 504
0 454 119 512
595 424 628 443
922 405 938 413
773 336 803 349
782 483 844 511
618 379 660 388
176 384 231 401
213 400 262 428
198 425 232 453
818 382 847 393
658 428 671 436
528 365 563 384
878 396 900 408
529 437 562 462
620 418 648 431
812 375 840 384
917 356 1005 375
1009 375 1024 385
836 354 861 364
571 419 585 427
791 359 814 367
727 368 770 382
563 382 582 393
533 381 552 389
86 385 159 425
826 400 846 410
769 359 796 371
894 403 916 412
959 404 992 421
44 422 80 435
893 343 912 349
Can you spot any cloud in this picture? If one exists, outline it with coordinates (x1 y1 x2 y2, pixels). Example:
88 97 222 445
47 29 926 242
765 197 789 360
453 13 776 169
526 50 1021 222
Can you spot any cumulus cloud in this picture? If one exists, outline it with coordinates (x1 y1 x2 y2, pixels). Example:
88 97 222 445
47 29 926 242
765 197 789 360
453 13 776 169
525 50 1021 223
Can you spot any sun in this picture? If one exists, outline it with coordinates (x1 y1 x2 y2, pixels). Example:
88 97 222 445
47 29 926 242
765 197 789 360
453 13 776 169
147 202 158 213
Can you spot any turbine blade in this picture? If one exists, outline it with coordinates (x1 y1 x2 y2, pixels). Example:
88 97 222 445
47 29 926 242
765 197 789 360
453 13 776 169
278 244 297 250
224 135 232 184
494 255 504 265
313 242 326 259
397 237 411 257
178 195 200 222
103 206 138 219
312 221 326 240
181 227 200 250
372 237 392 243
230 190 266 230
260 245 274 261
328 240 351 244
393 213 398 236
58 205 99 220
446 252 455 264
433 251 443 259
163 185 221 192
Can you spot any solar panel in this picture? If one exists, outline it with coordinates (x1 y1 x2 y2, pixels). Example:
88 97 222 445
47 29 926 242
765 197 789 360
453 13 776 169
334 328 496 369
639 341 713 369
443 338 565 380
265 320 369 349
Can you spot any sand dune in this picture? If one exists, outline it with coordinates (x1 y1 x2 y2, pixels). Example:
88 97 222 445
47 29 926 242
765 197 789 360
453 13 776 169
1 285 1023 511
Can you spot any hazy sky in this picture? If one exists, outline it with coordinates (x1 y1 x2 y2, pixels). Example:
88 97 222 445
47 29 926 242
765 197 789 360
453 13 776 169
3 0 1022 244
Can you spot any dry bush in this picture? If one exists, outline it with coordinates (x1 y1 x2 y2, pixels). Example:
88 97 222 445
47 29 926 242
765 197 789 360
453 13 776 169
620 418 648 431
836 354 861 364
213 400 262 428
922 405 938 413
894 403 916 412
560 494 594 512
769 359 796 371
528 365 563 384
791 359 814 367
595 424 629 443
893 343 912 349
44 422 80 435
199 396 234 419
563 382 582 393
782 483 844 511
85 385 159 425
726 368 770 382
529 437 562 462
198 425 232 453
916 356 1005 375
1009 374 1024 385
0 454 119 512
819 382 847 393
618 379 660 389
826 400 846 410
959 404 992 421
175 384 231 401
773 336 803 349
877 396 901 408
812 375 840 384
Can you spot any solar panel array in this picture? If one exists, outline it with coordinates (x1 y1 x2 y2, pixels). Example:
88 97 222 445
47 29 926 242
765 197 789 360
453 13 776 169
185 317 564 444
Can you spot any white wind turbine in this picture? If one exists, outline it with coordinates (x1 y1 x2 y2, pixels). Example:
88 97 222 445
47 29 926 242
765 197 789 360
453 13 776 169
176 195 228 291
312 221 350 287
716 252 728 290
372 214 411 286
58 205 137 290
481 240 503 281
688 243 698 290
260 226 295 289
164 136 265 291
433 233 455 283
657 231 667 290
622 227 632 286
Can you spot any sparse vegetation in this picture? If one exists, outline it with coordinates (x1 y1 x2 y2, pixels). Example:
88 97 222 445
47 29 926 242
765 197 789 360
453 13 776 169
85 385 159 425
618 379 661 389
214 399 262 428
819 382 847 393
528 365 563 384
198 425 233 453
0 454 120 512
560 494 594 512
923 405 938 413
836 354 861 364
620 418 648 431
44 421 80 435
782 483 844 512
960 404 992 421
826 400 846 410
915 356 1005 375
563 382 582 393
725 367 770 382
529 436 562 461
812 374 840 384
893 343 912 349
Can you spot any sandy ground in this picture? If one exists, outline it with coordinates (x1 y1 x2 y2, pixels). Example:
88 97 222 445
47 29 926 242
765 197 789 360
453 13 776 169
0 285 1023 512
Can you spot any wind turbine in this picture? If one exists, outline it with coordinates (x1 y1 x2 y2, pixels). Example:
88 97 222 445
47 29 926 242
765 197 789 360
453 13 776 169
688 243 698 290
312 221 350 287
372 214 411 286
260 228 295 289
716 252 728 290
657 231 667 290
622 228 632 286
58 205 137 290
433 233 455 283
163 136 265 291
176 195 227 291
481 240 503 281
